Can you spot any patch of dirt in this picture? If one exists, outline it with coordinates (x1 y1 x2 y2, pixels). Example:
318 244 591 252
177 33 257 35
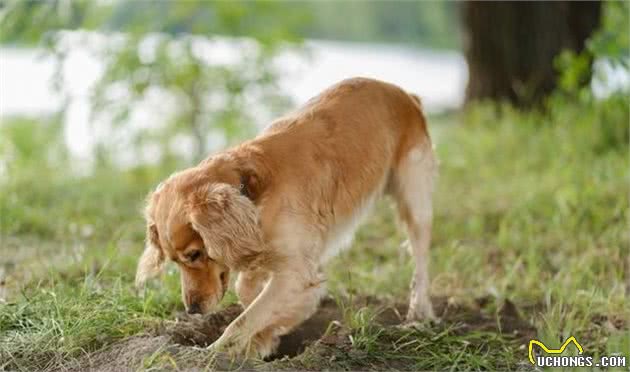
59 296 536 371
169 304 243 347
61 335 172 372
274 297 348 358
167 297 398 359
438 296 536 340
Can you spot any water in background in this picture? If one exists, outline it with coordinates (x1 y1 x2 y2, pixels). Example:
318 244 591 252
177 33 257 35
0 37 467 162
1 35 626 166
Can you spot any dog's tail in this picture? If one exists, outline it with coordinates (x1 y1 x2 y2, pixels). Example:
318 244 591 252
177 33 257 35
407 93 426 125
408 93 423 111
407 92 430 139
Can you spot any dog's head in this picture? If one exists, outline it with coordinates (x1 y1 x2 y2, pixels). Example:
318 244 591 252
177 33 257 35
135 162 265 314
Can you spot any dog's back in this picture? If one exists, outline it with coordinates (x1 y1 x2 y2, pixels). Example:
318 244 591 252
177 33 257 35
247 78 435 267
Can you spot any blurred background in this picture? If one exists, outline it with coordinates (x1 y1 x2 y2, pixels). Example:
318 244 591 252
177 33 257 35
0 1 468 168
1 1 625 168
0 1 628 370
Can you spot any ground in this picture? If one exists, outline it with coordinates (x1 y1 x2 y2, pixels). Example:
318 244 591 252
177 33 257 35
0 98 628 371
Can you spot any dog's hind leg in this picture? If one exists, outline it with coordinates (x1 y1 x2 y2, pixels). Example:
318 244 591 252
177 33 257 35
391 143 437 321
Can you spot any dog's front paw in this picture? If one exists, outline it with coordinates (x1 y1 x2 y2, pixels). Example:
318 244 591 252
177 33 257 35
210 332 275 359
209 333 246 357
209 332 279 360
252 330 280 359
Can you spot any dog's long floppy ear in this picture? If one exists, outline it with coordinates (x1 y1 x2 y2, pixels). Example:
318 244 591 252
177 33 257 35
187 183 265 271
238 169 262 201
135 220 165 288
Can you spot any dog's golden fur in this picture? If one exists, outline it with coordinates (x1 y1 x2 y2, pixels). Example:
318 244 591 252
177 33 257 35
136 77 436 357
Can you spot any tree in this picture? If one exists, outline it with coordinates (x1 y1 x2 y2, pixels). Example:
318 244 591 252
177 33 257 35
462 1 602 107
0 0 303 164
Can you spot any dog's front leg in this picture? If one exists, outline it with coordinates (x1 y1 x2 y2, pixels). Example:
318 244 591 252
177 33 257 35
211 267 322 358
235 270 269 308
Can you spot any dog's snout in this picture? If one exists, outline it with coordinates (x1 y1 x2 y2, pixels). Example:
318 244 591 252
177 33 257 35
187 302 202 315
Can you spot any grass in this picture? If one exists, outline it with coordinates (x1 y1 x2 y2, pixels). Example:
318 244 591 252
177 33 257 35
0 93 628 371
274 325 523 371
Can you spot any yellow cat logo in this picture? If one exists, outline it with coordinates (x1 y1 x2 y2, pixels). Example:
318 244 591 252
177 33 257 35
528 336 584 365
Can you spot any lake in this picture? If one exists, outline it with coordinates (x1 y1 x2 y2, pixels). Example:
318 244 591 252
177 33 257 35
0 36 467 163
1 34 626 165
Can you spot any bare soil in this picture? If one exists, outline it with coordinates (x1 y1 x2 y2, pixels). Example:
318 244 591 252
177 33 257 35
59 296 535 371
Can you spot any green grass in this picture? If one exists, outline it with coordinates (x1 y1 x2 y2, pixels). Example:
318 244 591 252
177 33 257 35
273 324 523 371
0 93 628 370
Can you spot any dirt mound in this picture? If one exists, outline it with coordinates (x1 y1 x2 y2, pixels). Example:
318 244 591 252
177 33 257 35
169 304 243 347
61 335 173 372
167 298 379 358
59 296 535 371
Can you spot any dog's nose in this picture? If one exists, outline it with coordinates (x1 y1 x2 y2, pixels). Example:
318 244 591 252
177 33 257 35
187 302 202 314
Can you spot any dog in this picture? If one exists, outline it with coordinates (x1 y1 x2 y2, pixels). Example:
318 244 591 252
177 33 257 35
135 77 437 357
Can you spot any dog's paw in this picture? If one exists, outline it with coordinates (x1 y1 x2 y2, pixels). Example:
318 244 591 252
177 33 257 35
252 331 280 359
209 332 275 360
209 333 245 356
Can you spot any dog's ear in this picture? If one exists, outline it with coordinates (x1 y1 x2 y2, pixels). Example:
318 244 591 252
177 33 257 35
135 221 165 287
238 169 261 201
187 183 265 270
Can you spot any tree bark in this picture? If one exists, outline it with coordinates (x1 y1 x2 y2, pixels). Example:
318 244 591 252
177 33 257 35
462 1 601 107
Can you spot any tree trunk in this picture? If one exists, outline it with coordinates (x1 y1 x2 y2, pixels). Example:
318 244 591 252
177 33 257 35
462 1 601 107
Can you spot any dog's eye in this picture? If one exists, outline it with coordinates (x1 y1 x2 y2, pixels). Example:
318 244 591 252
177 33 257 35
187 250 202 262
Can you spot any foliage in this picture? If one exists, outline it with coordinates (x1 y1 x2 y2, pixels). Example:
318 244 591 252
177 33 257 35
555 1 629 96
588 1 630 69
1 1 459 50
0 0 106 43
102 1 460 49
548 1 630 153
296 1 459 49
0 0 461 164
1 0 302 164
